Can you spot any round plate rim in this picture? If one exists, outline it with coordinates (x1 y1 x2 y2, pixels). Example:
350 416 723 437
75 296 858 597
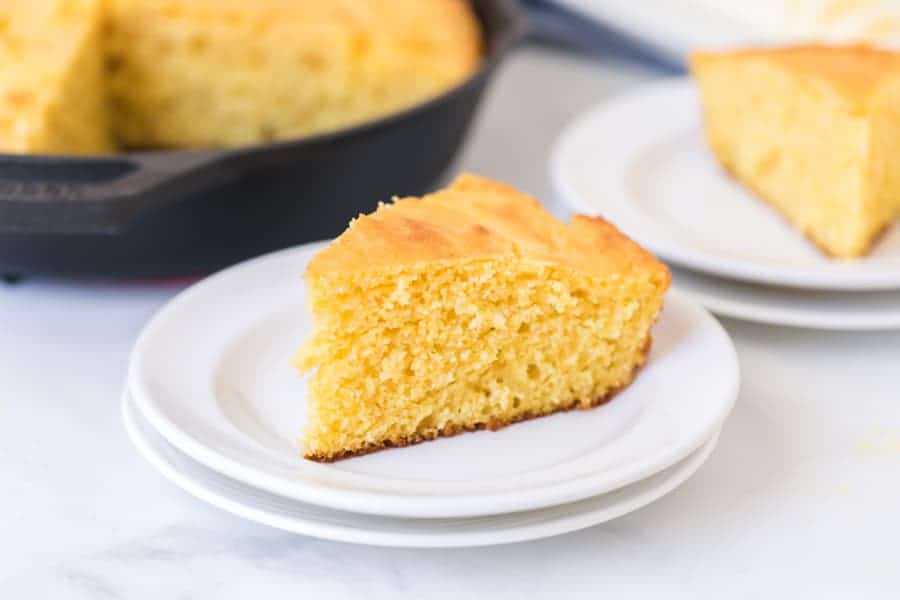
127 242 739 518
672 267 900 331
122 392 721 548
550 78 900 292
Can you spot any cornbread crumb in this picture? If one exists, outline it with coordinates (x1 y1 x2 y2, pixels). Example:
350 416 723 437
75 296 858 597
0 0 112 154
296 174 670 462
105 0 481 149
690 45 900 258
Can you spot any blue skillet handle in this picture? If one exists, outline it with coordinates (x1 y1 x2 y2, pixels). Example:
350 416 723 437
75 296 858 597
521 0 684 74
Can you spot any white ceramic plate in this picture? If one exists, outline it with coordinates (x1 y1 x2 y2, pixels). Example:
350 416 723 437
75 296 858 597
551 0 762 63
127 242 738 519
123 392 721 548
553 0 900 61
673 266 900 330
551 79 900 292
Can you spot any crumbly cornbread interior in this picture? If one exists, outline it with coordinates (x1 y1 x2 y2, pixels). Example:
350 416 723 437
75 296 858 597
295 174 670 461
690 45 900 258
0 0 112 154
105 0 481 148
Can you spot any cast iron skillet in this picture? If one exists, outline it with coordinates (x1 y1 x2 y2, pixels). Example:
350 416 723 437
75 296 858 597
0 0 675 278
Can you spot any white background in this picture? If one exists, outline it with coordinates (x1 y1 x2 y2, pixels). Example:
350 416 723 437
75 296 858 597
2 47 900 598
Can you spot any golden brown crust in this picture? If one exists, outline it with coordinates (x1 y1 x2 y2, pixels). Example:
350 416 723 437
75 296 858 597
689 43 899 64
304 336 653 462
305 174 670 283
689 44 900 102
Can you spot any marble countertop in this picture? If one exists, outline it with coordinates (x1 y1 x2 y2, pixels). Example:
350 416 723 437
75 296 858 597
3 47 900 599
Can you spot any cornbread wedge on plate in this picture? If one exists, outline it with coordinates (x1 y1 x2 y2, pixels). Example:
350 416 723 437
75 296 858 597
295 174 670 462
690 45 900 258
0 0 112 154
105 0 481 149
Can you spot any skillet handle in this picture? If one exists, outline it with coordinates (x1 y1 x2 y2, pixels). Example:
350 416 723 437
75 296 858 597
522 0 683 73
0 151 229 235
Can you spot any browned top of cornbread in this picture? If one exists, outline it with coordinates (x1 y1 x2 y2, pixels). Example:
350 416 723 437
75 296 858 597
110 0 477 22
690 44 900 101
306 174 670 279
108 0 481 66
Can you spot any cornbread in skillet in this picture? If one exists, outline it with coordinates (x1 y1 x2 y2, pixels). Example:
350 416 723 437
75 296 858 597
0 0 112 154
295 174 670 462
105 0 481 149
690 45 900 258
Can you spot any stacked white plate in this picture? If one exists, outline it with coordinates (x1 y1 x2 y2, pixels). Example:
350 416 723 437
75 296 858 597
124 242 739 547
551 0 900 63
551 79 900 331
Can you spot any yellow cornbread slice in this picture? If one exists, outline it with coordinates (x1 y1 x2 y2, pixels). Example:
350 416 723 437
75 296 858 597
690 45 900 258
295 174 670 462
0 0 112 154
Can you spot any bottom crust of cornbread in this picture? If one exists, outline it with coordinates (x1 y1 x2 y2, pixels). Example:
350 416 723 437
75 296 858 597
719 163 891 259
303 337 652 462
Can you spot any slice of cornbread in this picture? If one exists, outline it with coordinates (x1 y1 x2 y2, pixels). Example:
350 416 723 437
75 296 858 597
295 174 670 462
690 45 900 258
105 0 481 149
0 0 112 154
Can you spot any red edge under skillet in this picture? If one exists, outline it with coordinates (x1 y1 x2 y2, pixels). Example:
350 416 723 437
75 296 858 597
0 0 525 278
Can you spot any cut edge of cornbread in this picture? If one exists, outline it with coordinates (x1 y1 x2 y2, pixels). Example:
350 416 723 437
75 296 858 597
690 44 900 259
0 0 113 155
717 159 895 259
300 337 653 463
295 174 670 462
